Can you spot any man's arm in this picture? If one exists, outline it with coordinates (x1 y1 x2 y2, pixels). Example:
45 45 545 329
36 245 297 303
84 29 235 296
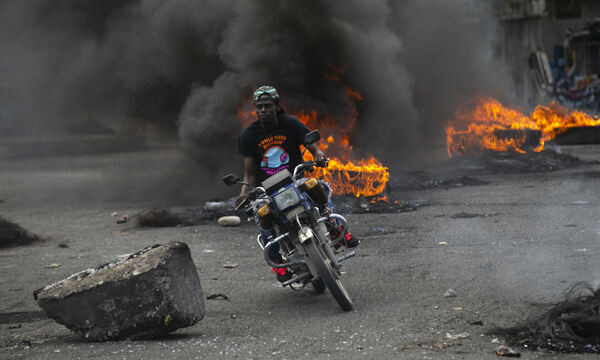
308 143 327 165
237 157 255 207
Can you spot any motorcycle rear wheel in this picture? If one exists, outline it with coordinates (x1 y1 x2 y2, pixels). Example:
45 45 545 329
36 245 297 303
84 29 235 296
305 239 353 311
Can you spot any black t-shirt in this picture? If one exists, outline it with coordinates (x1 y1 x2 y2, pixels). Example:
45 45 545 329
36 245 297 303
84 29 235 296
238 114 310 184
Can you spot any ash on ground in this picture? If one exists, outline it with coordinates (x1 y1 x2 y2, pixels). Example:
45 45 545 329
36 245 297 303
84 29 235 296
0 216 42 248
449 149 596 175
332 195 422 214
390 172 489 191
495 282 600 353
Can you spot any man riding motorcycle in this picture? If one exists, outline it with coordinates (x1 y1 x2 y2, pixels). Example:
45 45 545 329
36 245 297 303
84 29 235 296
237 85 358 283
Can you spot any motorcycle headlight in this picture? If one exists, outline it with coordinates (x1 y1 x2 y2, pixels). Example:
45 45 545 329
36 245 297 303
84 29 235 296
273 187 300 210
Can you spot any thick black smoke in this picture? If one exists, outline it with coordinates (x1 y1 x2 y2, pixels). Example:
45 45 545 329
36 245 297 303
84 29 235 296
0 0 233 135
1 0 512 166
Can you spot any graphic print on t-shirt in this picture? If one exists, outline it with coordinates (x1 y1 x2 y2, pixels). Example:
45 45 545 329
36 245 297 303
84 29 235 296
261 146 290 175
258 135 290 176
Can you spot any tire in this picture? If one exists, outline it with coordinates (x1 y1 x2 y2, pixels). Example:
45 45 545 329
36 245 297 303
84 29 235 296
305 238 353 311
312 278 326 294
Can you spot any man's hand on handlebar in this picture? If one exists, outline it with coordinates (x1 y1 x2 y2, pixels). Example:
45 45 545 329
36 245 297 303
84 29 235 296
235 195 246 209
315 153 329 167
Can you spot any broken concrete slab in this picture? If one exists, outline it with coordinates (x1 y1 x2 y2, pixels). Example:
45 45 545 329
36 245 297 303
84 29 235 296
33 242 204 341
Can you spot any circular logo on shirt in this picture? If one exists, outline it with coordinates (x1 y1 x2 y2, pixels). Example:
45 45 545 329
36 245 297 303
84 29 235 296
261 146 289 169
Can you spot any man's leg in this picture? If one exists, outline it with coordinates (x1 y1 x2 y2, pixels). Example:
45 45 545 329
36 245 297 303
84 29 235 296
259 226 280 261
259 225 292 282
318 180 359 249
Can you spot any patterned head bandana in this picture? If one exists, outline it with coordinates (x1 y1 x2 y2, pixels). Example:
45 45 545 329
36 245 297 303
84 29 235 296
253 85 280 103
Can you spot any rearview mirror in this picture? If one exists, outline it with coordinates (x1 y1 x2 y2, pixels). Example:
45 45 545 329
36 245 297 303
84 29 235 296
222 174 241 186
304 130 321 146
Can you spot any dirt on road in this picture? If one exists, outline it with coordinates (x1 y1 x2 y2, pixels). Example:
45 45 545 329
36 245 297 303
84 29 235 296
1 144 600 359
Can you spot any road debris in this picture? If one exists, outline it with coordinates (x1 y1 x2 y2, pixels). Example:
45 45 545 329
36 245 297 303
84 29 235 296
218 216 241 227
207 293 230 301
453 307 464 311
58 243 69 248
571 201 591 205
1 216 43 248
438 241 448 246
494 281 600 353
204 199 235 212
136 208 191 227
470 320 484 326
398 341 448 351
44 263 61 268
443 289 457 298
34 242 205 341
444 332 471 340
495 345 521 357
223 262 239 269
116 215 128 224
110 212 118 217
451 212 500 219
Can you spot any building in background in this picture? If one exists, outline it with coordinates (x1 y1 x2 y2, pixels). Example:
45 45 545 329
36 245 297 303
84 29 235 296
493 0 600 110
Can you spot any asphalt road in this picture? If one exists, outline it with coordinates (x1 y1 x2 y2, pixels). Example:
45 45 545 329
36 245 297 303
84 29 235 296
1 144 600 359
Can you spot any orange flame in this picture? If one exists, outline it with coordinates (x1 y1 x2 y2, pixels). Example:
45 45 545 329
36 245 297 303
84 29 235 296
446 97 600 157
237 84 389 197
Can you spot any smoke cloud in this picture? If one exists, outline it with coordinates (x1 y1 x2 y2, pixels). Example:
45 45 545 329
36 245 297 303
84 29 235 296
1 0 513 167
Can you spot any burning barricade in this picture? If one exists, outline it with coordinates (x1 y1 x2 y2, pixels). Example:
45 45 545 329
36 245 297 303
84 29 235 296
446 97 600 157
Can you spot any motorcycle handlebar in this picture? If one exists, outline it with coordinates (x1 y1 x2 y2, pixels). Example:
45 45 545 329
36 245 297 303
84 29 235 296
235 187 266 212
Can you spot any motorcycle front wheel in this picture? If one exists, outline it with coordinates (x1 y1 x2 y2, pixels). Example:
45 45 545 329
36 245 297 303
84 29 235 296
305 238 353 311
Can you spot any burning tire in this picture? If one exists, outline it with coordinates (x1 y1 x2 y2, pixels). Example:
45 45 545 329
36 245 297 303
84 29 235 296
304 238 353 311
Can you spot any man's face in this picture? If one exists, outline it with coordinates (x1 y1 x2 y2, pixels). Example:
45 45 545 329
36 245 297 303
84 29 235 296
254 96 277 130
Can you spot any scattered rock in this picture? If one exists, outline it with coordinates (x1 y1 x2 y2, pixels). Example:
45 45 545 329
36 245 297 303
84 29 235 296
443 289 457 298
33 242 205 341
444 332 471 340
218 216 241 227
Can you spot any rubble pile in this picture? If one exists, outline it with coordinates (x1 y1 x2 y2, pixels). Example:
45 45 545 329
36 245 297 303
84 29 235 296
496 282 600 353
34 242 205 341
0 216 42 248
136 209 193 227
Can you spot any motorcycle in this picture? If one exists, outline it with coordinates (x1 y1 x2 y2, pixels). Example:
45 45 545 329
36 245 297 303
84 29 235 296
222 130 355 311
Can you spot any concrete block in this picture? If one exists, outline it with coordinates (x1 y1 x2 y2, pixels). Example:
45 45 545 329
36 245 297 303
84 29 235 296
33 242 204 341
